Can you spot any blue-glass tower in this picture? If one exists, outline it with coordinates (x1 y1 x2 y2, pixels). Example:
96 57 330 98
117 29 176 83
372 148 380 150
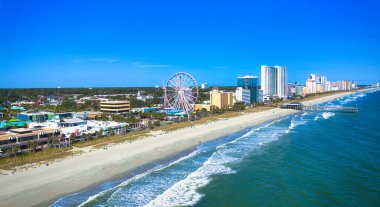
237 76 259 103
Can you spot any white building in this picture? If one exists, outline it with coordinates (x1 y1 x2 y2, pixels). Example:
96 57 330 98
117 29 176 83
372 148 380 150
201 83 209 89
306 79 317 94
320 76 327 84
295 85 304 96
324 81 331 92
261 65 287 98
235 87 251 104
310 74 320 83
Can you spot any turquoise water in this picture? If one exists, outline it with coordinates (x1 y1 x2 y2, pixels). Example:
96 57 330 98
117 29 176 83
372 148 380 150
51 90 380 207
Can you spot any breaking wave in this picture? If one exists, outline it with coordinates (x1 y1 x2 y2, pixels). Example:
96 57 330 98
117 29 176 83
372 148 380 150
54 88 372 207
322 112 335 119
145 119 290 207
286 116 308 134
61 118 293 207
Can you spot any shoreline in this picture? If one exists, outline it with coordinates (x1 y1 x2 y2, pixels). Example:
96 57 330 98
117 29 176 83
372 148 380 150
0 90 365 207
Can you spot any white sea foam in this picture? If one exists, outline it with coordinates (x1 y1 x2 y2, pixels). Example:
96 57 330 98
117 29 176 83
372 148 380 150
338 92 368 105
74 119 289 207
144 120 289 207
76 150 201 207
314 116 322 121
322 112 335 119
286 116 308 133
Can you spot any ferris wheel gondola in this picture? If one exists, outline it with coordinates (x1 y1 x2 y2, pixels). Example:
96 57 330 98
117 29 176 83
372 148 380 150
164 72 199 113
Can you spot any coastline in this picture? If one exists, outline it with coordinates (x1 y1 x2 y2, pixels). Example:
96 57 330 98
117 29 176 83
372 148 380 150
0 91 361 207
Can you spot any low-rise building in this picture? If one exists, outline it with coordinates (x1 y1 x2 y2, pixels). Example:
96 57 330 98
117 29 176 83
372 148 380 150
17 112 54 123
74 111 103 120
131 107 158 113
100 101 130 114
193 104 215 111
210 88 233 109
0 128 59 150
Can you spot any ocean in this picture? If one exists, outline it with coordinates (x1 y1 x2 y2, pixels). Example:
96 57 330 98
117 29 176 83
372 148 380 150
51 89 380 207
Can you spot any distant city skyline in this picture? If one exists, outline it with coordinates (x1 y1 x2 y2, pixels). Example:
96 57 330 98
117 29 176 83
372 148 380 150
1 0 379 88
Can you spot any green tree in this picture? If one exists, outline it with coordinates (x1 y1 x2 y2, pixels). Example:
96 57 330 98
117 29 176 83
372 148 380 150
232 103 245 111
61 98 77 111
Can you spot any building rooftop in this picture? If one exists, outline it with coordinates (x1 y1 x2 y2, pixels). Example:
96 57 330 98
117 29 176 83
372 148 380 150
237 75 258 79
10 128 33 134
101 101 129 104
18 111 52 116
0 128 56 141
61 118 86 124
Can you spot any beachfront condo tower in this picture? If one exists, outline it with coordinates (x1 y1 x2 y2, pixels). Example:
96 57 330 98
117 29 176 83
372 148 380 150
237 75 259 103
261 65 287 98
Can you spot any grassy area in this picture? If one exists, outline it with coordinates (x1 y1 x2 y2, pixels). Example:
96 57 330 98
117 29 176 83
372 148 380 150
73 130 149 149
0 148 75 171
0 132 150 171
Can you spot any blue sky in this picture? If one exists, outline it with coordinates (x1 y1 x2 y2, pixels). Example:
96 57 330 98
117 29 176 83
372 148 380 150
0 0 379 88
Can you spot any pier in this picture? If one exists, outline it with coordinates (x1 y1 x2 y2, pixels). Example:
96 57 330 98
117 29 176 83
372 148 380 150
281 102 358 113
302 105 358 113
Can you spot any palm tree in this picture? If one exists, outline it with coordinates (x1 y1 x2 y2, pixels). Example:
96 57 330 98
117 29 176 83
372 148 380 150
81 133 87 142
11 145 20 156
69 133 76 145
47 137 54 147
52 138 60 148
88 132 94 140
26 140 32 151
96 129 103 138
30 141 39 152
108 127 114 136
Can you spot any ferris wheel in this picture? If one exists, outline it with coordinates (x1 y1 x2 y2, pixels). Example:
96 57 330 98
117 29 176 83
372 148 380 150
164 72 199 113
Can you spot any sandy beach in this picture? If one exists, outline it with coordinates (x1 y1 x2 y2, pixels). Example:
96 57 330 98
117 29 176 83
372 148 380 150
0 91 357 207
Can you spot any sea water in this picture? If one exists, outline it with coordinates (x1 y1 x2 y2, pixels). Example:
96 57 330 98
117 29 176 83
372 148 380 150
51 89 380 207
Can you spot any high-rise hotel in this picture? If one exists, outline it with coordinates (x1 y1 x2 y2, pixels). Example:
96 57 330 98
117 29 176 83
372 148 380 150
261 65 287 98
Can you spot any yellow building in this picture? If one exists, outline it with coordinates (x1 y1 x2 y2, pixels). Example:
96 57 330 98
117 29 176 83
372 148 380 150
193 104 215 111
100 101 130 114
210 88 233 109
316 83 323 93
